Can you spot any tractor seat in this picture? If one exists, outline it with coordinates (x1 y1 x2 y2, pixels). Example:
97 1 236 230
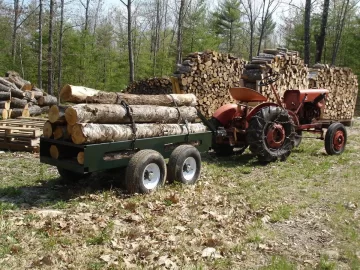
229 87 268 102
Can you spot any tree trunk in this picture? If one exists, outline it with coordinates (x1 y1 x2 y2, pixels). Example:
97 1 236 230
176 0 186 64
315 0 330 63
47 0 54 95
38 0 43 89
65 104 198 125
122 0 135 83
71 122 207 144
57 0 64 98
11 0 20 65
304 0 311 66
331 0 350 65
60 84 197 106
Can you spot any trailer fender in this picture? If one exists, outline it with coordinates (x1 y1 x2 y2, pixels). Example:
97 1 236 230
246 102 281 122
212 104 239 127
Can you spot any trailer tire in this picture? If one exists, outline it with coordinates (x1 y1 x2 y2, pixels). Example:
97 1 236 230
168 145 201 185
125 150 166 194
57 167 92 184
325 123 347 155
247 106 295 162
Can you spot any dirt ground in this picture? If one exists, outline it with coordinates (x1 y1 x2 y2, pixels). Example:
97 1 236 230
0 119 360 269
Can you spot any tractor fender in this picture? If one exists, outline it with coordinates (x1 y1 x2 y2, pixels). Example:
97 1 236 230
245 102 281 122
212 104 239 127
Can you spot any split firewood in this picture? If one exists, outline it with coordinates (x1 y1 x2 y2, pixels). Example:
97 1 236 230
65 104 198 125
71 122 207 144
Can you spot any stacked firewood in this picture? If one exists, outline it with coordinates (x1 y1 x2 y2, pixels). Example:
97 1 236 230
44 85 207 162
0 71 57 119
242 48 309 101
309 64 358 119
174 50 247 117
124 77 173 94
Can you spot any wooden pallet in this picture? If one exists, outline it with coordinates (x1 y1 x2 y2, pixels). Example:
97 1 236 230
0 117 46 152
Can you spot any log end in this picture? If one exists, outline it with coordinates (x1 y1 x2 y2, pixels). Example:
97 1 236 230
49 105 60 123
65 107 78 126
38 96 45 106
60 84 72 102
77 152 85 165
71 124 86 144
22 109 30 118
49 145 59 159
67 124 74 135
43 121 53 138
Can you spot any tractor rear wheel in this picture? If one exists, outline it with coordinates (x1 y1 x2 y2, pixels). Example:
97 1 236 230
325 122 347 155
246 106 295 162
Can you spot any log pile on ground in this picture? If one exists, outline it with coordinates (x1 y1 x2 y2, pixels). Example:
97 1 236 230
124 77 173 94
309 64 359 119
46 85 207 163
241 48 309 102
0 71 57 119
174 50 247 117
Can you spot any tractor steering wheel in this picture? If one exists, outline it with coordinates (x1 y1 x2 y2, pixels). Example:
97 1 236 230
258 72 280 87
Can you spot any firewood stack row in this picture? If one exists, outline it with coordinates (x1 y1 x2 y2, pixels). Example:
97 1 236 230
174 50 247 118
0 71 58 119
309 64 358 119
124 77 173 95
241 48 309 101
44 85 207 163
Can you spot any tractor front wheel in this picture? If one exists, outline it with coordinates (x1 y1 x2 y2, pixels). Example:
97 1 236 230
325 123 347 155
246 106 295 162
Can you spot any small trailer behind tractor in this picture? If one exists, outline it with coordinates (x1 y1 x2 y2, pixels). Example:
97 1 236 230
40 72 349 193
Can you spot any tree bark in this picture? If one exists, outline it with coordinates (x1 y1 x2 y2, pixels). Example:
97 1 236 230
60 85 197 106
304 0 311 66
65 104 198 125
71 122 207 144
315 0 330 63
22 105 42 117
11 0 20 65
57 0 64 97
6 71 32 90
37 95 57 106
10 97 27 108
0 92 11 100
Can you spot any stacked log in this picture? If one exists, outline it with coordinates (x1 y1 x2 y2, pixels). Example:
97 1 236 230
124 77 173 95
309 64 358 119
0 71 57 119
241 48 309 102
173 50 247 118
46 85 207 163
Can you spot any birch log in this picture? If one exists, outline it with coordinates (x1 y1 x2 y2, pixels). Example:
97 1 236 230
37 95 58 106
49 105 68 123
60 85 197 106
71 123 207 144
65 104 198 125
10 97 28 108
0 92 11 100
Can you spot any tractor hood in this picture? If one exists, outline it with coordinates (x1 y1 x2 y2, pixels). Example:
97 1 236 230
229 87 267 102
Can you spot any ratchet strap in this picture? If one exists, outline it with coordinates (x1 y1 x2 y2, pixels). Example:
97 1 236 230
169 94 190 138
121 100 137 148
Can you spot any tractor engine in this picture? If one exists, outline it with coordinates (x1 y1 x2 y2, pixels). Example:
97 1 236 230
283 89 329 124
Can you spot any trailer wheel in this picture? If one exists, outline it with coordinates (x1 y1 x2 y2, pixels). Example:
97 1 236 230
57 167 92 184
247 106 295 162
125 150 166 194
325 122 347 155
168 145 201 185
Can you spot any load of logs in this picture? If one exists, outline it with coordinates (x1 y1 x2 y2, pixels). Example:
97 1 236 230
124 77 173 95
44 85 207 162
0 71 58 119
174 50 247 118
309 64 358 119
241 48 309 102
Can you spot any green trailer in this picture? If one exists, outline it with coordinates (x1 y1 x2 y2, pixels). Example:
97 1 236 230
40 128 213 193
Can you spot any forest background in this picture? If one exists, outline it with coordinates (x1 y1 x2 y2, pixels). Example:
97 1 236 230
0 0 359 97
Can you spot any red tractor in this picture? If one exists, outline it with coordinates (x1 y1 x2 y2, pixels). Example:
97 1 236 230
210 73 347 162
